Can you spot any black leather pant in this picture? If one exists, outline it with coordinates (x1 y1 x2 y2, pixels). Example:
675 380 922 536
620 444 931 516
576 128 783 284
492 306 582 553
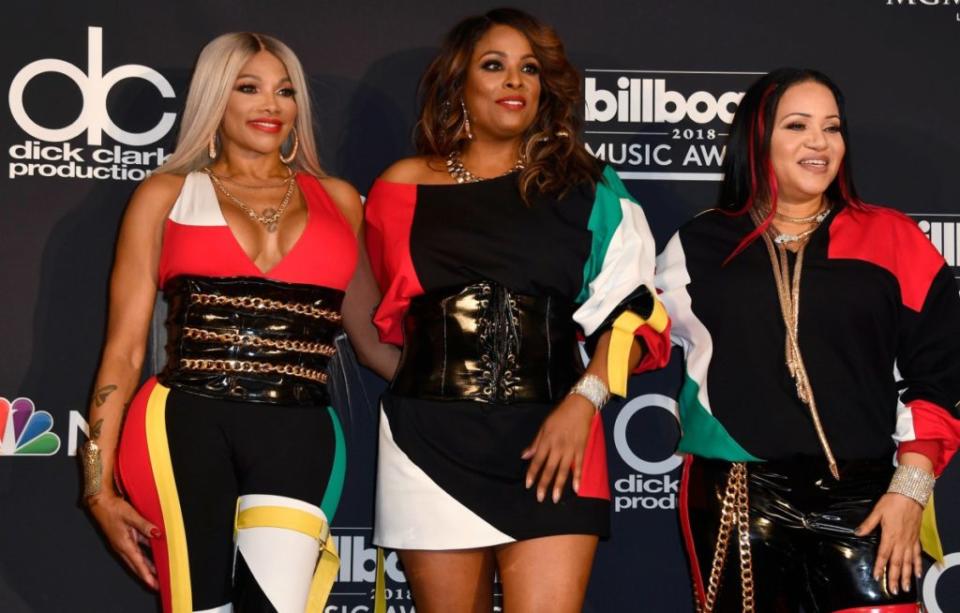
681 457 920 612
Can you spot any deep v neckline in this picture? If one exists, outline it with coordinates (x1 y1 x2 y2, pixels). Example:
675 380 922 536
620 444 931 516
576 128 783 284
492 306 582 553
199 172 311 277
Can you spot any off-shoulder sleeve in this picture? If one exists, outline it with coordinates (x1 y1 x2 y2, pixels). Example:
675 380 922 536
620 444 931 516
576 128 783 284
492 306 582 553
363 180 423 346
572 166 671 396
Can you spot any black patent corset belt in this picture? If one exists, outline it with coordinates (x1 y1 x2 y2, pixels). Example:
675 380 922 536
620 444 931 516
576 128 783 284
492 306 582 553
391 281 583 404
158 275 344 406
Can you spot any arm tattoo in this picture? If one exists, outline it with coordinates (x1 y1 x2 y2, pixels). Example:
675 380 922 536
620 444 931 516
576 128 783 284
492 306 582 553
90 418 104 440
93 384 118 407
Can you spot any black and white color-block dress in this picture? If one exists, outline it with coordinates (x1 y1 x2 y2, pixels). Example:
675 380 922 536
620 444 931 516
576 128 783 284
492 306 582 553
364 166 670 549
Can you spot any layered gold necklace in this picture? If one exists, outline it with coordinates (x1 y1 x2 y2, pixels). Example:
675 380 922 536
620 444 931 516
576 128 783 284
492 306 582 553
204 167 296 233
751 203 839 480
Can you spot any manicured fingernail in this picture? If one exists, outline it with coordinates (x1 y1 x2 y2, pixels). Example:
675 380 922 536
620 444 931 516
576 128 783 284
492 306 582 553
891 586 898 595
553 490 560 503
536 489 544 502
525 478 532 489
150 528 161 538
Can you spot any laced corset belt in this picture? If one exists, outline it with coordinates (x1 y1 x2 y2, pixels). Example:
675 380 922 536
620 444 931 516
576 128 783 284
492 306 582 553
391 281 582 404
158 275 344 406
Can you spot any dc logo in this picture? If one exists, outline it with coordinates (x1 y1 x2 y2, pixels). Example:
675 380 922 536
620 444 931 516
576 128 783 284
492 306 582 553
8 26 176 146
612 393 683 475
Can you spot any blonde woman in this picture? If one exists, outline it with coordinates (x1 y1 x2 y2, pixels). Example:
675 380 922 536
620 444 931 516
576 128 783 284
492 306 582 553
81 32 387 612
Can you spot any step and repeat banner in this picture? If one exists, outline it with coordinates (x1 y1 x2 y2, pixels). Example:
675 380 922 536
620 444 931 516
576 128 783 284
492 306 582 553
1 1 958 611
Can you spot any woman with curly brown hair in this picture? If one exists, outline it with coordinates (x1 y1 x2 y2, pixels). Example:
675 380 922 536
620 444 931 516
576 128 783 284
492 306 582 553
358 8 671 612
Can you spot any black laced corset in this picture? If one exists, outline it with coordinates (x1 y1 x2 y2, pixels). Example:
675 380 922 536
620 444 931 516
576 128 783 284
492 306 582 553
391 281 582 404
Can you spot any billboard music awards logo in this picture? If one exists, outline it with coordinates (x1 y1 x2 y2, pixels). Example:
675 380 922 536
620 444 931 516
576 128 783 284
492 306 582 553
611 393 682 512
327 529 504 612
327 529 413 613
909 214 960 279
7 26 175 181
582 70 762 181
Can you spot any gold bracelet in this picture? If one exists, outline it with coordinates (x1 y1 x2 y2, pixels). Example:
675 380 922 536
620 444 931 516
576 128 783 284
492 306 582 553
81 440 103 499
887 464 935 507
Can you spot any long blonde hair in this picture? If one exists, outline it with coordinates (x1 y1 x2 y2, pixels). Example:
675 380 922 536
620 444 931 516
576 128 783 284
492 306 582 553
158 32 324 177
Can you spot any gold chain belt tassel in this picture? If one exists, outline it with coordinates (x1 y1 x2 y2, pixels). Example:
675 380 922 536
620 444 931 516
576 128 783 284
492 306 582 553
699 462 754 613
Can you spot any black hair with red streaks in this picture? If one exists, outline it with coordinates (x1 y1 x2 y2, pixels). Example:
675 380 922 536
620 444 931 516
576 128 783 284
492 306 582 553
717 68 864 263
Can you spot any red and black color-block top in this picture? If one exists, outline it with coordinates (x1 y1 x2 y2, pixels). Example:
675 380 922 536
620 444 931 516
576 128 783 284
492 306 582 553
159 172 357 291
656 203 960 473
363 167 670 382
364 173 589 344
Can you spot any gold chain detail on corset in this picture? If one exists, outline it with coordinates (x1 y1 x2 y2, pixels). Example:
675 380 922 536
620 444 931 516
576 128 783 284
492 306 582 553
750 208 840 480
188 292 342 323
182 327 336 356
179 358 328 384
699 462 754 613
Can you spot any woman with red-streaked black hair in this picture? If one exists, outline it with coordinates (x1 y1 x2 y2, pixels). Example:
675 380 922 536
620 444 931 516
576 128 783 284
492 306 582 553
356 8 670 612
656 67 960 612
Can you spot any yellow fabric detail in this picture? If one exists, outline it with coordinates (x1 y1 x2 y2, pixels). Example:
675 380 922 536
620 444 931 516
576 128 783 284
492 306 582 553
306 536 340 612
606 300 668 397
921 491 945 565
608 311 644 397
235 504 340 612
145 384 192 613
645 298 669 334
235 505 329 541
374 547 387 613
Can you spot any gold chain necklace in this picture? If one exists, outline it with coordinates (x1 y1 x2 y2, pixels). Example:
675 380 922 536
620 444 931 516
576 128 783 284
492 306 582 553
445 150 524 184
772 205 831 244
750 207 840 480
774 206 830 224
209 170 295 190
204 167 296 233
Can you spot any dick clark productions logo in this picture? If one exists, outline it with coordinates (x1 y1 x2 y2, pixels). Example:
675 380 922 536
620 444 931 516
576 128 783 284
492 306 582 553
7 27 175 180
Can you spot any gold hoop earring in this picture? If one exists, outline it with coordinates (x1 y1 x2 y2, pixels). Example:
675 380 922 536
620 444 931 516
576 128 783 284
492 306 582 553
208 133 218 159
280 129 299 164
460 99 474 141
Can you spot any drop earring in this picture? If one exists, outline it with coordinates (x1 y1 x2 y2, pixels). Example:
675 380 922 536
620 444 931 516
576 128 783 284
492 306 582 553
460 99 474 141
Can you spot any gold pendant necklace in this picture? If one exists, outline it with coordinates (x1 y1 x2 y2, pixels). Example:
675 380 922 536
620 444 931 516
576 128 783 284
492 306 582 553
204 167 296 233
445 150 525 184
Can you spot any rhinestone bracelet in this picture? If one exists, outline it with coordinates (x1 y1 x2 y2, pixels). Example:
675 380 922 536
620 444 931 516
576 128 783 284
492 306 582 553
887 464 936 507
568 374 610 411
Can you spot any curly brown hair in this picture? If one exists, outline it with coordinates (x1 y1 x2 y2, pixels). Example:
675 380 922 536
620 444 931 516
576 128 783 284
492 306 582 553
415 8 601 203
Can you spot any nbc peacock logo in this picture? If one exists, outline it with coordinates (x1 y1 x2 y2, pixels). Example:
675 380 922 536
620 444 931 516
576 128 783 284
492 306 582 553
0 397 62 456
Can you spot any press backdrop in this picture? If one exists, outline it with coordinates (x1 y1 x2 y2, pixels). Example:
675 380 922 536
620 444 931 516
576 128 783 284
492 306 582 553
1 1 959 611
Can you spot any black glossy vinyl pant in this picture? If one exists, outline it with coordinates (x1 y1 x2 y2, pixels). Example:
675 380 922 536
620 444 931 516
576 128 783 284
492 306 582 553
680 456 919 612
